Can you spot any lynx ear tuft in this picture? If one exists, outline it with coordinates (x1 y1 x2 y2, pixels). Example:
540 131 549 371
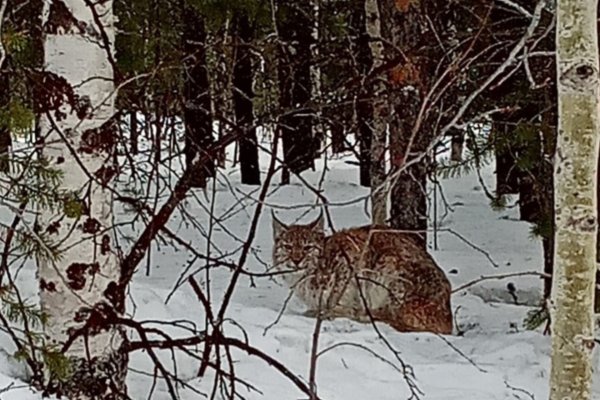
308 211 325 231
272 210 288 238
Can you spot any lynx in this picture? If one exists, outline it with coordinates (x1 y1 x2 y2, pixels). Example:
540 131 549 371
271 212 453 334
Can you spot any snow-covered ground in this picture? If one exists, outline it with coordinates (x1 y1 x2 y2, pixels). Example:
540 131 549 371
0 132 595 399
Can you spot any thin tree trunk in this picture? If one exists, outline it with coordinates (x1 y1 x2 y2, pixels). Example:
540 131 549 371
0 64 10 173
519 172 539 222
214 18 233 170
540 111 557 304
357 96 374 187
38 1 127 398
183 4 214 188
350 0 373 187
330 121 346 154
233 14 260 185
130 110 138 155
364 0 387 225
449 129 464 162
494 123 520 195
550 1 599 399
310 0 323 159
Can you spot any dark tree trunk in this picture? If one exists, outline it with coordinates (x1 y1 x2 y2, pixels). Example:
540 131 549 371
183 4 214 188
536 98 557 303
493 121 521 195
389 115 429 247
330 121 346 154
519 173 539 222
357 96 374 187
325 99 351 155
449 129 464 162
277 1 315 182
540 161 555 301
0 68 10 173
381 0 446 247
496 148 520 195
130 110 138 155
233 14 260 185
12 0 43 154
350 0 373 187
543 235 553 300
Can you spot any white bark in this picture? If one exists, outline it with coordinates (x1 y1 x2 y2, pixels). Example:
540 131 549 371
364 0 388 225
38 0 125 398
550 0 600 399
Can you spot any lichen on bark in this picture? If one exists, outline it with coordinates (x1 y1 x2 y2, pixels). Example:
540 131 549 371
37 1 127 398
550 1 600 399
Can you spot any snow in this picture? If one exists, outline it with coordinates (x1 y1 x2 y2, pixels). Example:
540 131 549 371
0 130 597 400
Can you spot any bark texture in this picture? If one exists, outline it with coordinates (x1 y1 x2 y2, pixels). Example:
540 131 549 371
364 0 387 225
379 0 448 247
183 4 214 188
39 1 126 398
233 14 260 185
350 0 373 187
0 64 9 172
277 0 315 182
550 1 599 399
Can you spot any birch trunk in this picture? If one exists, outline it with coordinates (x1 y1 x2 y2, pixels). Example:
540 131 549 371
38 0 126 398
364 0 387 225
550 0 599 399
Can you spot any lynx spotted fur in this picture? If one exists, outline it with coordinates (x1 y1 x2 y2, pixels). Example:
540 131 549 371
272 213 453 334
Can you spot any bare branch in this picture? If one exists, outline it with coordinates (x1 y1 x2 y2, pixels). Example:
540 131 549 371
496 0 533 17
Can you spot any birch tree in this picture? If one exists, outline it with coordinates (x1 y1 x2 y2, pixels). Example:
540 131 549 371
38 0 126 397
550 0 599 399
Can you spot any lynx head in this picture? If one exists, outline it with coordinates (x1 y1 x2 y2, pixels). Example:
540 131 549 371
272 211 325 274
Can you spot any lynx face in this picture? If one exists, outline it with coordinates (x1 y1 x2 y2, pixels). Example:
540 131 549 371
271 213 325 275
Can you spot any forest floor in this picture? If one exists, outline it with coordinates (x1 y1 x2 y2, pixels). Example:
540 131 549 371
1 136 598 399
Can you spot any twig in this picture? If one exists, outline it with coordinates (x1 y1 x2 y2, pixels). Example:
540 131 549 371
308 302 323 400
452 271 549 294
0 200 27 287
189 277 215 377
215 134 279 323
496 0 533 17
439 228 500 268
